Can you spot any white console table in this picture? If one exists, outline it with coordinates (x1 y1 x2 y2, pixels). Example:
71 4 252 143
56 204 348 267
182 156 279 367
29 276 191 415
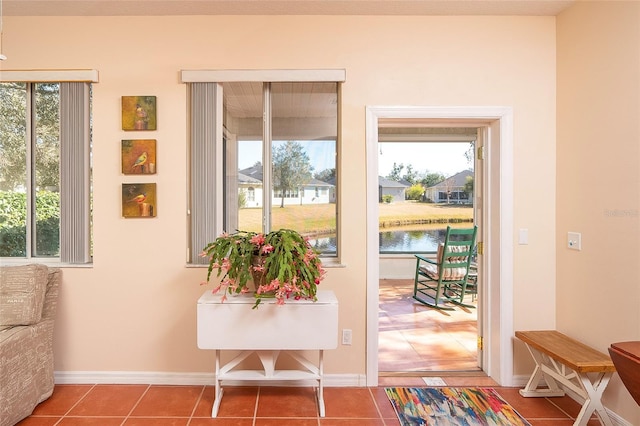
197 289 338 417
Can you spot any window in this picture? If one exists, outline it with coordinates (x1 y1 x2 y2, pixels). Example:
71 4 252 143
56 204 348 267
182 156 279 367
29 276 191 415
0 71 95 264
183 70 344 263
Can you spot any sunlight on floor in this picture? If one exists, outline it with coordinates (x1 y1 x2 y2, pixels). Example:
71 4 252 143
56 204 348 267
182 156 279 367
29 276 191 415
378 279 480 374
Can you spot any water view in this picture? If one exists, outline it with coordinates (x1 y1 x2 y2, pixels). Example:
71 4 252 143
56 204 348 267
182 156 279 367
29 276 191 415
308 226 454 254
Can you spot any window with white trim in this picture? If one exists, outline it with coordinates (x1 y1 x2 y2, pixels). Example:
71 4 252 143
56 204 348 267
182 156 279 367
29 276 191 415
0 71 95 264
183 70 343 264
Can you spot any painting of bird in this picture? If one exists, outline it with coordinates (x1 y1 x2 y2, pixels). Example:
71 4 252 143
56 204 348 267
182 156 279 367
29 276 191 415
121 140 156 175
121 96 156 130
131 151 148 171
128 193 147 204
122 183 156 218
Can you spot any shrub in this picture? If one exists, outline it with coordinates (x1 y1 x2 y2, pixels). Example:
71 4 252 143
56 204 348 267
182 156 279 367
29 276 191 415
0 191 60 257
406 184 425 201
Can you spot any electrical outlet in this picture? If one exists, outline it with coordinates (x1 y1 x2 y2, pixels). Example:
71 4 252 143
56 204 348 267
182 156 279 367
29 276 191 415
568 232 582 250
342 329 352 345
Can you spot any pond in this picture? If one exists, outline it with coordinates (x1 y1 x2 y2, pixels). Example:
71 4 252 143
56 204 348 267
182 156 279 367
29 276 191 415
308 225 470 254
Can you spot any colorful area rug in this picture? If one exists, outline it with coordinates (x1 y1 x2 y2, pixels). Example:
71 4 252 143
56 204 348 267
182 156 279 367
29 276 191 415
385 387 531 426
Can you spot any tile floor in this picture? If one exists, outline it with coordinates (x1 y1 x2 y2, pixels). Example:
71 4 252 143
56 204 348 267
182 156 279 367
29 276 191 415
18 382 602 425
378 279 479 373
16 279 600 425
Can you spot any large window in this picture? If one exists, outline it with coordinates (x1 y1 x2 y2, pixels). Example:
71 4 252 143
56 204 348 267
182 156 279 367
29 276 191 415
184 70 343 263
0 73 94 264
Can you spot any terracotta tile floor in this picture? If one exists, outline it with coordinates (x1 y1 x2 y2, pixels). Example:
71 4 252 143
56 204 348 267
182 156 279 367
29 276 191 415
16 279 599 425
378 279 480 373
18 382 601 425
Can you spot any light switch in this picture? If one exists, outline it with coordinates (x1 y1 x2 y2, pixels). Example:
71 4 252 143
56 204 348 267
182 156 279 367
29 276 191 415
518 228 528 245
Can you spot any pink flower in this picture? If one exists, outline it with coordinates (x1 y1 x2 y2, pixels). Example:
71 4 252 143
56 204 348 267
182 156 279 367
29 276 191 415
221 258 231 272
261 244 274 254
250 233 265 246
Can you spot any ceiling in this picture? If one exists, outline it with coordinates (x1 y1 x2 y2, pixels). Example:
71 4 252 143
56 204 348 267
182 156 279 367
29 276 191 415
3 0 576 17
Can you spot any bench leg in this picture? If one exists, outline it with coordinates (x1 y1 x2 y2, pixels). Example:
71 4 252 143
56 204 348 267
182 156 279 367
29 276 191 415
574 372 613 426
519 343 565 397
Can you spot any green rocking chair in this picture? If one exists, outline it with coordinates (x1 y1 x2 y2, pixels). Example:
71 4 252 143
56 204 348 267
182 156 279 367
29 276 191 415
413 226 478 310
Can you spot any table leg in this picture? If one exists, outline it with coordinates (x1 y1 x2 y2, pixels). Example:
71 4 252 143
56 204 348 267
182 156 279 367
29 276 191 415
212 349 223 418
317 350 325 417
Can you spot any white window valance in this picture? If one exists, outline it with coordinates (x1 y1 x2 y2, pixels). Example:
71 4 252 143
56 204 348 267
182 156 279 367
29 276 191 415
0 70 99 83
181 69 345 83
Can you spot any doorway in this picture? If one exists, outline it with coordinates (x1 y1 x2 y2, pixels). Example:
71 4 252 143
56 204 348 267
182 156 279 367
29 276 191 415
365 106 515 387
376 136 481 376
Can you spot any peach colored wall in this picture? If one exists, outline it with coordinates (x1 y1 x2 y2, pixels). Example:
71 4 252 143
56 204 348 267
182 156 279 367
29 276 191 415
0 15 556 381
557 2 640 422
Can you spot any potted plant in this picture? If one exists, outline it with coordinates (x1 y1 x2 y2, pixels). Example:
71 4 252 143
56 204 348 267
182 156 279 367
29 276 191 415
201 228 326 308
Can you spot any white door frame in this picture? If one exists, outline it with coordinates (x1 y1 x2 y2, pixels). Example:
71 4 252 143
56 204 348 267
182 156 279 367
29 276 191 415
365 106 514 387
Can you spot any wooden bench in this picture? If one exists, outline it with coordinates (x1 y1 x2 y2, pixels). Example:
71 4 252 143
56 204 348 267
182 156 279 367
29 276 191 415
515 330 616 426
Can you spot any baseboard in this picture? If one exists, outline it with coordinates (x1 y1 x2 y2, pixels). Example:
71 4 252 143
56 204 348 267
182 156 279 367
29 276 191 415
54 371 366 387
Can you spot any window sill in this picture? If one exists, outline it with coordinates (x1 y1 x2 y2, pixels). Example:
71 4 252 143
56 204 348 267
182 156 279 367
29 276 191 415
0 259 93 268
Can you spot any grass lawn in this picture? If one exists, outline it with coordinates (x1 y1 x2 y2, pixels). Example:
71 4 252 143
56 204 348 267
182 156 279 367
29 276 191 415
239 201 473 234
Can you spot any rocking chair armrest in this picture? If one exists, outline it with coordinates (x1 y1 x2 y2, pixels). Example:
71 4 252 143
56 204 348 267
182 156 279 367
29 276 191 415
414 254 438 265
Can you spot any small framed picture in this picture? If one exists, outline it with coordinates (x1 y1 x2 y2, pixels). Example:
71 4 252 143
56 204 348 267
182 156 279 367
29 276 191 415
122 96 157 130
122 183 157 218
121 139 156 175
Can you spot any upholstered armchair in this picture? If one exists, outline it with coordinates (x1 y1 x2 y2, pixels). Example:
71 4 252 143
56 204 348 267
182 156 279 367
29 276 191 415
0 264 60 426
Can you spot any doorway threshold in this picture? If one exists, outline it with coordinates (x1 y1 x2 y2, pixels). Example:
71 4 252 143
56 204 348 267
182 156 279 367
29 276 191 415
379 370 485 377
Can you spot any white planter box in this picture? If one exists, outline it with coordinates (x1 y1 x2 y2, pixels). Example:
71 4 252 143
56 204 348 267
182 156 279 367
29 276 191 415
196 289 338 417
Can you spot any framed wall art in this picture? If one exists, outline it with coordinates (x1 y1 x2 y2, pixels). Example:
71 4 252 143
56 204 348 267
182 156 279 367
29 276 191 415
122 183 157 218
122 96 157 130
121 139 156 174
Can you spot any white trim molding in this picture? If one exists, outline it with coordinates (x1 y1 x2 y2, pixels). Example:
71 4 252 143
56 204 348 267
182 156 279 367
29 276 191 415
364 105 514 387
180 69 346 83
0 69 99 82
54 371 365 387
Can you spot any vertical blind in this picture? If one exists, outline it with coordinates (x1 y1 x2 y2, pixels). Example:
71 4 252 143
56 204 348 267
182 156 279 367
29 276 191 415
60 82 91 264
189 83 220 264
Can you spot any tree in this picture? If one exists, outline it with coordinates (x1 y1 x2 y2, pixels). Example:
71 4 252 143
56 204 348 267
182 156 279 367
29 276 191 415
314 168 336 182
420 172 445 188
443 176 455 204
387 162 403 181
464 141 475 168
402 164 419 184
464 175 474 198
0 82 60 191
272 141 313 208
